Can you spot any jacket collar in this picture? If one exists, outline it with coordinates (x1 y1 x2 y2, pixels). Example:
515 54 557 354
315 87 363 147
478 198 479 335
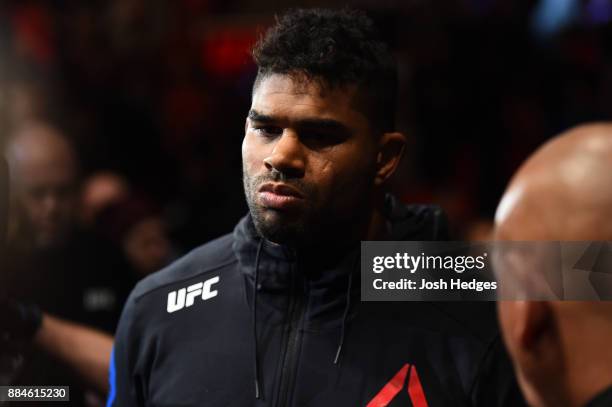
232 213 358 293
230 195 448 325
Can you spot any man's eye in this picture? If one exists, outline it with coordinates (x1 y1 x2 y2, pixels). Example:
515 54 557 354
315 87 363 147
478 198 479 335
304 132 328 140
254 126 282 137
300 132 343 149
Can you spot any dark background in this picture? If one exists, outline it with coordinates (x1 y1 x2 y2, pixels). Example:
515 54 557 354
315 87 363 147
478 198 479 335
1 0 611 248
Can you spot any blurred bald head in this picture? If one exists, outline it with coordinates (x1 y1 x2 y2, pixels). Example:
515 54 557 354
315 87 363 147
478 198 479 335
494 123 612 407
496 123 612 240
5 122 79 248
80 171 130 226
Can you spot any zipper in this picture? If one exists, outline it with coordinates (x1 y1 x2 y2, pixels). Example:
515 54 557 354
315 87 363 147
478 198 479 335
275 264 306 407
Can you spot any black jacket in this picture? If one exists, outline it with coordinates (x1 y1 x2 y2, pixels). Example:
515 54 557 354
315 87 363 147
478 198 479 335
109 200 525 407
586 386 612 407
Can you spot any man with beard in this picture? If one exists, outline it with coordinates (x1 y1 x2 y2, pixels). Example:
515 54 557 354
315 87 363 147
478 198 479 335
110 9 524 407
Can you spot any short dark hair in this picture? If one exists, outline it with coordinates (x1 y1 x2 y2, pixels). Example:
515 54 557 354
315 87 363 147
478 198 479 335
252 8 397 132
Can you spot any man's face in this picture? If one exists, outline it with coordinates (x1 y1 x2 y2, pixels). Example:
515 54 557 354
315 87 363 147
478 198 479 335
13 155 77 248
123 217 172 276
242 74 378 246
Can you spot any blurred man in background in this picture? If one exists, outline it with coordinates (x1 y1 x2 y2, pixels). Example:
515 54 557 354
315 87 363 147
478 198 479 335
96 193 175 277
6 122 77 248
80 171 130 228
1 122 134 405
4 121 131 330
494 123 612 407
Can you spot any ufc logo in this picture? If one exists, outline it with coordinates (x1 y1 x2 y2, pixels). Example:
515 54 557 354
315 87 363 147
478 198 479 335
167 276 220 313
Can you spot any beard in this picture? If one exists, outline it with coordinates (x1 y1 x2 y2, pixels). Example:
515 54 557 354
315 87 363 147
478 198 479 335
242 166 374 248
243 169 316 245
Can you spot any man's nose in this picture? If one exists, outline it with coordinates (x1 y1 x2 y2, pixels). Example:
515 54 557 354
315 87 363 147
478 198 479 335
263 132 305 178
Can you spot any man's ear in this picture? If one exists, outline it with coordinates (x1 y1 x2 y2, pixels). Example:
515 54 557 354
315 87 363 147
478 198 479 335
375 132 406 186
510 301 553 350
502 301 567 407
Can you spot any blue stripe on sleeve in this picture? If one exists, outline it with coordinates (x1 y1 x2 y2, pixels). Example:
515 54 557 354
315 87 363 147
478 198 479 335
106 347 117 407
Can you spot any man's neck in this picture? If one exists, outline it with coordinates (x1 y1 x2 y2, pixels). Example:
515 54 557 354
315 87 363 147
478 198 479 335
568 359 612 407
295 197 389 264
533 326 612 407
365 204 391 241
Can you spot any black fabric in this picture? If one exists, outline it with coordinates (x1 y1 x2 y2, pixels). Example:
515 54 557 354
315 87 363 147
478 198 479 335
1 231 136 406
0 298 42 341
586 386 612 407
110 200 526 407
2 231 135 332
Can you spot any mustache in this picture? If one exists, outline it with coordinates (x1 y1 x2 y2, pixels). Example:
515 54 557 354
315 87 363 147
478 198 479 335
248 173 312 196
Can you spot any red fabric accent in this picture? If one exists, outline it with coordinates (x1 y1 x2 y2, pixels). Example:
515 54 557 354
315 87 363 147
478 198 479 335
407 365 429 407
366 364 410 407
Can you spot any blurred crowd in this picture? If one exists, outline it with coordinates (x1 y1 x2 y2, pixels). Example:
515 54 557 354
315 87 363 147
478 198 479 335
1 0 612 405
1 0 612 246
0 0 611 247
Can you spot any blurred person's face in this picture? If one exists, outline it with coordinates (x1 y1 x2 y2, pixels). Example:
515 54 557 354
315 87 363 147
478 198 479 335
12 148 78 248
123 217 171 276
80 172 129 226
494 201 568 407
242 74 396 246
494 183 612 407
493 125 612 407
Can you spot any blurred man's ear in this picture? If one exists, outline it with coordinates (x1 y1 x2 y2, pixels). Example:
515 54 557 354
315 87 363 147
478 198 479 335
499 301 557 365
517 301 552 349
503 301 553 349
501 301 571 407
374 132 406 186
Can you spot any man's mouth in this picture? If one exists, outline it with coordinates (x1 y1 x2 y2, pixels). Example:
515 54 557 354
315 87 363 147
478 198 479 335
258 182 304 209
